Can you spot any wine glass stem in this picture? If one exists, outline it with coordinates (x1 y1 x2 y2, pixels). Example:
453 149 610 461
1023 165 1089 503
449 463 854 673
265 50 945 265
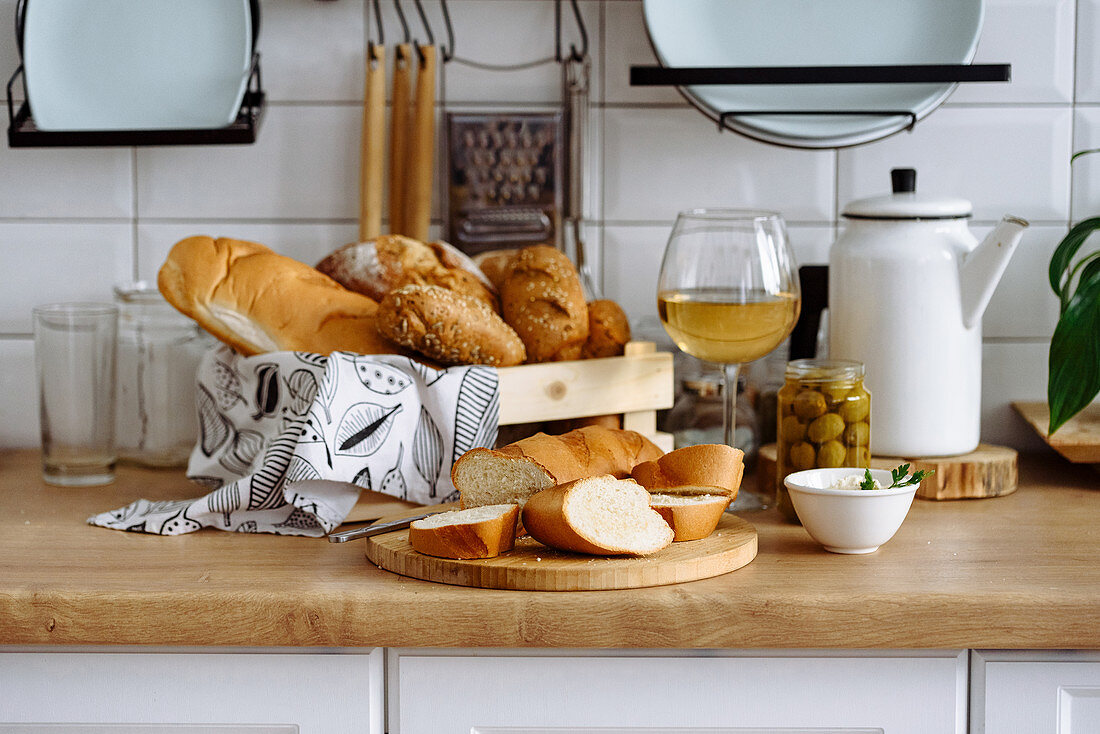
722 362 740 448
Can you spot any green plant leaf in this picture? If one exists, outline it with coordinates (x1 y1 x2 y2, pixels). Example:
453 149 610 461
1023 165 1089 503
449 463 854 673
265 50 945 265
1048 269 1100 434
1049 217 1100 300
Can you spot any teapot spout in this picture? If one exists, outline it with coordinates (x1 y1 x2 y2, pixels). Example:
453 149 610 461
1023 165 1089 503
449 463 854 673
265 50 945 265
960 215 1029 329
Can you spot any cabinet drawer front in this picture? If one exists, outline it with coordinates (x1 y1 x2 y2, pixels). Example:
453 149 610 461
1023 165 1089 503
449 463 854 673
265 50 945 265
0 651 383 734
391 651 967 734
973 652 1100 734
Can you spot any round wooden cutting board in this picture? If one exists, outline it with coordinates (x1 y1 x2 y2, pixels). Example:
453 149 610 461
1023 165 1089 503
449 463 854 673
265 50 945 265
364 513 757 591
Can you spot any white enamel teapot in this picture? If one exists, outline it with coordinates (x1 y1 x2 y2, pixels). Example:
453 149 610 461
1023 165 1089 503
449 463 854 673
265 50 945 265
828 169 1028 457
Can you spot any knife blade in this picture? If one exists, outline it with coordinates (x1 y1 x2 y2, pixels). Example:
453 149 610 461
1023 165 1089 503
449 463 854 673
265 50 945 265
327 510 444 543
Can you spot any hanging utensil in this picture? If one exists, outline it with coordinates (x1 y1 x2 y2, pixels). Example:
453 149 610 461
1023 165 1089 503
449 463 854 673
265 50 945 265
359 10 386 242
389 42 414 236
562 53 597 299
405 42 437 242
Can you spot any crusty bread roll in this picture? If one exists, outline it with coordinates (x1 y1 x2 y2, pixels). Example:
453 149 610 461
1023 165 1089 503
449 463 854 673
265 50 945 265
158 236 404 357
582 299 631 359
649 493 731 541
472 248 516 292
522 475 674 556
500 245 589 363
453 425 664 511
630 444 745 501
376 284 525 366
408 504 520 559
317 235 498 309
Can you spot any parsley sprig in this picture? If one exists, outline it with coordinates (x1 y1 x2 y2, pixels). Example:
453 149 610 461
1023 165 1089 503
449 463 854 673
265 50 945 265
859 463 934 491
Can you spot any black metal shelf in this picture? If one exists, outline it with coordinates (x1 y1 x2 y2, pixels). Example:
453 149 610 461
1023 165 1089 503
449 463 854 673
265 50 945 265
629 63 1011 87
6 53 266 148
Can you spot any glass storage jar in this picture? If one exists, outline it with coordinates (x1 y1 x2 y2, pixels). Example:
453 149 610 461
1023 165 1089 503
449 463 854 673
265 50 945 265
775 359 870 523
114 282 209 467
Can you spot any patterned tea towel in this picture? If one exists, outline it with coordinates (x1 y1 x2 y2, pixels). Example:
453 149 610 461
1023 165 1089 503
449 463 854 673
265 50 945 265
88 345 500 537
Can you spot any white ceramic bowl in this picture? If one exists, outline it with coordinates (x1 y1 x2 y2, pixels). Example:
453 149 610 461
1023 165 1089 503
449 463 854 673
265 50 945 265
784 468 917 554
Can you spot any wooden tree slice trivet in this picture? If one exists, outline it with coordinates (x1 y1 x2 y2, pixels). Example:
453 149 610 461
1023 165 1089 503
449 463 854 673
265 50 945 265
363 506 757 591
759 443 1018 501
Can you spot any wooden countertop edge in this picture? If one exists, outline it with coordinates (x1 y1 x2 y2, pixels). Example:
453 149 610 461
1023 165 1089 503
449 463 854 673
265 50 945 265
3 588 1098 650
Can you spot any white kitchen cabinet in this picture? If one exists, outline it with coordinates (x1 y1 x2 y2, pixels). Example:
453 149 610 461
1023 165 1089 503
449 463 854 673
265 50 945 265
388 649 969 734
0 650 384 734
972 650 1100 734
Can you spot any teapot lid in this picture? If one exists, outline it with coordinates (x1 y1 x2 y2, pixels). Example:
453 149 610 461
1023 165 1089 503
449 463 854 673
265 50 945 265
842 168 972 220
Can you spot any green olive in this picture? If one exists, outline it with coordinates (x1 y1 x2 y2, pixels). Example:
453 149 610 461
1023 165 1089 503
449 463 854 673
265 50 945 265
846 446 871 467
822 383 856 409
807 412 845 443
817 440 846 468
843 421 871 446
779 415 807 443
789 441 816 470
793 390 827 421
838 390 871 423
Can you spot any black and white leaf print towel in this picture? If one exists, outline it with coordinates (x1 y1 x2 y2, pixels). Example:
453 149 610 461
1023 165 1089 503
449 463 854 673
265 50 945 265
88 345 500 537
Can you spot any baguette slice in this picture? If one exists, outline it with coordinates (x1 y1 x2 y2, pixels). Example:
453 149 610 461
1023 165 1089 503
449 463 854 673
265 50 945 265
408 504 520 559
453 426 665 510
649 493 731 541
522 475 674 556
630 444 745 500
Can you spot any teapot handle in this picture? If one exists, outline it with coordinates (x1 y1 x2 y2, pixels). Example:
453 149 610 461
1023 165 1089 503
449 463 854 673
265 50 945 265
789 265 828 361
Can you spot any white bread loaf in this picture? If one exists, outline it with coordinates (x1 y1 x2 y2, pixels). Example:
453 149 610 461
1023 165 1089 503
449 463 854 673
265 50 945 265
158 236 405 357
630 444 745 501
452 426 665 511
408 504 520 559
521 475 674 556
648 493 731 541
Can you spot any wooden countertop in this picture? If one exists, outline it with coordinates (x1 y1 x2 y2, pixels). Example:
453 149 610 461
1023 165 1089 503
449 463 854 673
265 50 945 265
1 449 1097 650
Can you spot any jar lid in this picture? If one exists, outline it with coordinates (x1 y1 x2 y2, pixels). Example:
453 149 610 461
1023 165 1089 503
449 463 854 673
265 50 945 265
842 168 971 220
785 358 864 381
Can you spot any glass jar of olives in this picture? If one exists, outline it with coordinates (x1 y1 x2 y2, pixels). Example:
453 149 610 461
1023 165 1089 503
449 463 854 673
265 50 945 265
776 359 871 523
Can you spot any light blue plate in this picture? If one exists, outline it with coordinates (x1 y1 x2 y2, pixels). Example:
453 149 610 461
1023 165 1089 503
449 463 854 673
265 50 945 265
23 0 252 131
643 0 984 148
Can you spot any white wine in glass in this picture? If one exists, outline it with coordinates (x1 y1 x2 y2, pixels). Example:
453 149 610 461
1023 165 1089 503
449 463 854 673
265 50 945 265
657 210 801 511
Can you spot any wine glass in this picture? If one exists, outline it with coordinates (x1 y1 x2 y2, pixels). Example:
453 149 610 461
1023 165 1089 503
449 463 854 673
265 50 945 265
657 209 801 511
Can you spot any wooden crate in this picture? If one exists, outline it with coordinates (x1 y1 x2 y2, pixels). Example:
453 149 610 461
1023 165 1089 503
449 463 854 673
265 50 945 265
497 341 675 451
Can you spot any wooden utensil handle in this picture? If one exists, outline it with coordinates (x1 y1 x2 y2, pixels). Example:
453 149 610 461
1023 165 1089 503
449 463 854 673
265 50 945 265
405 44 437 242
359 44 386 242
388 43 413 236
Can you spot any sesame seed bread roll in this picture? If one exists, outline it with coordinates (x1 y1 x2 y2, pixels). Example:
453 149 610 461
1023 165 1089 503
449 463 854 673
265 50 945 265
408 504 520 559
500 245 589 363
521 475 674 556
630 444 745 501
648 493 731 541
376 284 525 366
472 248 517 292
157 235 404 357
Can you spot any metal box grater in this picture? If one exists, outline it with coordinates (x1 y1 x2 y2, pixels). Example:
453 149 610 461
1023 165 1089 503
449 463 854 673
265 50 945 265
445 112 563 256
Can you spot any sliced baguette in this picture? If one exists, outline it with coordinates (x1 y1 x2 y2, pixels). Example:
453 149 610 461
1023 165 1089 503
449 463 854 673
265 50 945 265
521 475 674 556
453 426 665 511
408 504 520 560
630 444 745 500
649 493 731 541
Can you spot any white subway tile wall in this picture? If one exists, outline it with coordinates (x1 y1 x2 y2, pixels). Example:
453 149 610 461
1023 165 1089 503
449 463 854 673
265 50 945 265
0 0 1090 450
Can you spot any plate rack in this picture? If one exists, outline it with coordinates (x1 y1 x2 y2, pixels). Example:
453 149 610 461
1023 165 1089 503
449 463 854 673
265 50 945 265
629 62 1011 135
6 53 266 148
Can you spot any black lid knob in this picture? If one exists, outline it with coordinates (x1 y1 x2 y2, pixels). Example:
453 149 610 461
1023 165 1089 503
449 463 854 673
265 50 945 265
891 168 917 194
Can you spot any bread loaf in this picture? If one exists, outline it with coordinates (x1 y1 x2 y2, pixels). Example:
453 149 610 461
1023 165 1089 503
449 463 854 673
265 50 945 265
649 494 731 541
158 236 404 357
500 245 589 362
472 248 516 292
317 235 498 309
630 444 744 500
408 504 520 559
376 284 526 366
521 475 674 556
582 299 631 359
452 425 664 510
